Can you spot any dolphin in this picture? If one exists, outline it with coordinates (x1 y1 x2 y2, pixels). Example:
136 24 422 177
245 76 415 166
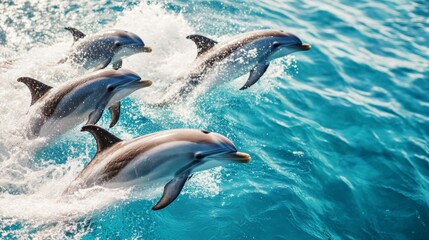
58 27 152 70
65 125 251 210
156 30 310 105
18 69 152 137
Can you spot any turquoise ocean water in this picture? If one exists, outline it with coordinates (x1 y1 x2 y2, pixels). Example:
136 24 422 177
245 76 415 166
0 0 428 239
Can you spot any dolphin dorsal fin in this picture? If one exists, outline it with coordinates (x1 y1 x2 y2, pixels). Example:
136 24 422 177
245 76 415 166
65 27 86 42
17 77 52 106
81 124 122 153
186 34 218 56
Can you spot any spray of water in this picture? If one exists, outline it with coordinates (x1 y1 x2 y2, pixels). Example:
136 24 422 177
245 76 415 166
0 3 222 238
0 2 294 238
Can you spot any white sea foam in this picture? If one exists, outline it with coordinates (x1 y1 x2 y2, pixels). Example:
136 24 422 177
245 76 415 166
0 3 223 238
0 1 297 237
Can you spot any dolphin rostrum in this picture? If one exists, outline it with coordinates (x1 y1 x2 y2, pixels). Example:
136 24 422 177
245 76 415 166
65 125 251 210
157 30 310 105
18 69 152 137
59 27 152 70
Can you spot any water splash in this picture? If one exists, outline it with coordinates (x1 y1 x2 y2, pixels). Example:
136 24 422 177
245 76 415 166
0 2 228 238
1 1 318 239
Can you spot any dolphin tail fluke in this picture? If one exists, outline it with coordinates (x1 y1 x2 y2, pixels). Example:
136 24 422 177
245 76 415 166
81 124 122 154
186 34 218 56
65 27 86 42
240 62 270 90
108 102 121 128
17 77 53 106
152 173 190 210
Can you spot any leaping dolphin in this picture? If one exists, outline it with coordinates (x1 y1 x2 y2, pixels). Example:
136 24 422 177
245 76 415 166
156 30 310 105
59 27 152 70
18 69 152 137
65 125 251 210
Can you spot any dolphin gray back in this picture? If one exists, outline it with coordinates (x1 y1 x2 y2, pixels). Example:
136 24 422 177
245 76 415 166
195 30 289 68
39 69 135 119
71 128 220 189
157 30 292 105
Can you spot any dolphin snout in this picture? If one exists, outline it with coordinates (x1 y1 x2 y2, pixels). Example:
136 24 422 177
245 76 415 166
228 152 251 163
299 43 311 51
213 151 251 163
137 79 152 87
290 43 311 51
142 46 152 53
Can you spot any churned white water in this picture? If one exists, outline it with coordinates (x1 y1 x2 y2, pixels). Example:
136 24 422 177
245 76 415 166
0 3 232 238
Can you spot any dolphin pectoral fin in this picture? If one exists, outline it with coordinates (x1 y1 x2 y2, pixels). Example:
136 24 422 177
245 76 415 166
108 102 121 128
65 27 86 42
152 174 190 210
240 63 270 90
86 107 105 125
81 124 122 154
94 58 112 71
112 60 122 70
186 34 218 56
17 77 53 106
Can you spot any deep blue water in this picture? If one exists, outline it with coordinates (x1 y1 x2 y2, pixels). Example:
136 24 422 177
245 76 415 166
0 0 428 239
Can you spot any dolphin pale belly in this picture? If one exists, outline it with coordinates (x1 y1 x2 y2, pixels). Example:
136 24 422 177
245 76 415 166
157 30 310 105
65 125 251 210
18 69 152 138
59 27 152 71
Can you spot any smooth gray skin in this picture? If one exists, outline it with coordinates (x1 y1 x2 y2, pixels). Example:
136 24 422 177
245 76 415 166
18 69 152 138
65 125 251 210
156 30 310 105
59 27 152 70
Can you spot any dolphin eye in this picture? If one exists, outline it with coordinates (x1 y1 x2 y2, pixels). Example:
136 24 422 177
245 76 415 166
195 152 204 160
272 42 281 48
115 42 122 47
201 130 210 134
107 85 115 92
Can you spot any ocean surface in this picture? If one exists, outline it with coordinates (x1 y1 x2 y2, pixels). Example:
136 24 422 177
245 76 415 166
0 0 428 239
